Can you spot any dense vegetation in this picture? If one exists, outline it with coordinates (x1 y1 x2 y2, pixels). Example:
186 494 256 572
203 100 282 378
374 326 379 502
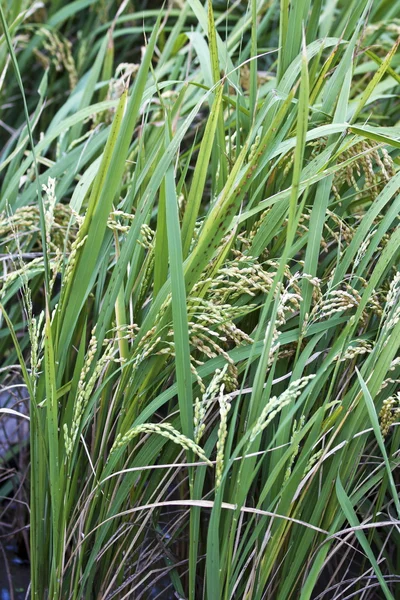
1 0 400 598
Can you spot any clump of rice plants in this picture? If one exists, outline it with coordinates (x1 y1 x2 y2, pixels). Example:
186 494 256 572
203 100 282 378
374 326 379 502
0 1 399 598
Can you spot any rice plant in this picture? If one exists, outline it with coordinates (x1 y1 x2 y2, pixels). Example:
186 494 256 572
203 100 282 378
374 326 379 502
0 0 400 598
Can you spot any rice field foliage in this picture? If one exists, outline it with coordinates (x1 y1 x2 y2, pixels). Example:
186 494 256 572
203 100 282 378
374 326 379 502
0 0 400 598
